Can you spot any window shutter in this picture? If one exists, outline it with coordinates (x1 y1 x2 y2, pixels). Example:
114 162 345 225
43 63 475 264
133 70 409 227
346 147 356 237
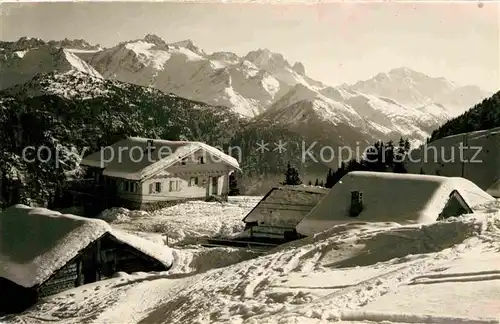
149 183 154 194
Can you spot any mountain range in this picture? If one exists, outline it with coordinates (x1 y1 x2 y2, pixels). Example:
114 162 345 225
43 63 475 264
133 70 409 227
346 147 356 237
0 35 492 146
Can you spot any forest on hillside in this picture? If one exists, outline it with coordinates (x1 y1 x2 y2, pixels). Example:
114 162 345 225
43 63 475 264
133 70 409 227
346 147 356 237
280 137 412 189
430 91 500 141
0 72 326 207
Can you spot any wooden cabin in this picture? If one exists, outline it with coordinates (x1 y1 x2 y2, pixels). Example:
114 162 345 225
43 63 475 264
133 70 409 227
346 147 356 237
296 171 495 237
0 205 174 314
242 185 328 242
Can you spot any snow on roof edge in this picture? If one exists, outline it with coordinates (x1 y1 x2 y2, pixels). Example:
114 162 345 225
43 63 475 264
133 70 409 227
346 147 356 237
109 229 173 268
81 137 240 180
295 172 494 236
242 185 329 224
0 205 173 288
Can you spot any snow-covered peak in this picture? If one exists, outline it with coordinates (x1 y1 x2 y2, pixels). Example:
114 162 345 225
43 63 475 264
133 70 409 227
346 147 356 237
124 41 172 70
319 86 351 102
143 34 168 47
208 51 240 63
348 67 485 116
244 48 291 70
48 38 101 51
387 67 455 90
292 62 306 76
5 36 46 50
63 50 102 78
266 83 334 117
170 39 205 56
0 44 105 91
388 66 418 77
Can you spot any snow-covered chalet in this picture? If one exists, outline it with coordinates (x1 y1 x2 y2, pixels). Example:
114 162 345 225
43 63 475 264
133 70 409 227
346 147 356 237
296 171 495 237
0 205 174 314
75 137 240 212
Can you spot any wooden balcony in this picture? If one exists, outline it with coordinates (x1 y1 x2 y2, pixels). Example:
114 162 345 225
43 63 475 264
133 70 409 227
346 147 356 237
62 179 118 217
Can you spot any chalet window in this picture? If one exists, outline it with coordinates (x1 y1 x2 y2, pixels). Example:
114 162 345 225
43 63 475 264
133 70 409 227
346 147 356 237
198 156 204 164
155 182 162 193
189 177 199 187
169 180 182 192
122 181 136 193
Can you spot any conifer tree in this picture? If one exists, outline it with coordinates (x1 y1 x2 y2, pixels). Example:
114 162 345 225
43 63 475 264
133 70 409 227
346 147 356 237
404 138 411 152
393 138 408 173
384 140 395 169
282 162 302 185
325 168 335 188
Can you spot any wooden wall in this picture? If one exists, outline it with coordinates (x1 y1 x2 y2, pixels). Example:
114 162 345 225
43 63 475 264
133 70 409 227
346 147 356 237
0 233 170 314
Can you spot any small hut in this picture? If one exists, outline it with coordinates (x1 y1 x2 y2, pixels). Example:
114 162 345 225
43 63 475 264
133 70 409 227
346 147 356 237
242 185 328 241
296 172 495 237
0 205 174 314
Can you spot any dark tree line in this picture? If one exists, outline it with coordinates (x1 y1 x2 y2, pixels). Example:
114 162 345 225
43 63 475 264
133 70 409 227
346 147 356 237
309 137 412 189
429 91 500 142
283 137 412 189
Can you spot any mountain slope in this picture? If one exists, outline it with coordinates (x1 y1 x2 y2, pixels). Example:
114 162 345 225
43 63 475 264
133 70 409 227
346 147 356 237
0 71 334 206
0 43 102 90
258 82 448 145
86 37 307 117
348 67 491 117
0 35 491 145
429 90 500 141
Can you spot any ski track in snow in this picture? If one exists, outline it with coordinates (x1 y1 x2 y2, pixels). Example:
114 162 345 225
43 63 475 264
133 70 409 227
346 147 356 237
3 199 500 324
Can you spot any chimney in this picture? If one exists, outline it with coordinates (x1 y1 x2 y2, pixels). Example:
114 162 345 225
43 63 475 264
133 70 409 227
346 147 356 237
349 190 363 217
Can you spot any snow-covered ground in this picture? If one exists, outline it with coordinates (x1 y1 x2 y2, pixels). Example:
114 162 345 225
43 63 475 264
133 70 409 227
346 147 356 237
99 196 262 246
3 198 500 324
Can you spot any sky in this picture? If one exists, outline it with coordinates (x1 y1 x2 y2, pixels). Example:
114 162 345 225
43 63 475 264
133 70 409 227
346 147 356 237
1 1 499 92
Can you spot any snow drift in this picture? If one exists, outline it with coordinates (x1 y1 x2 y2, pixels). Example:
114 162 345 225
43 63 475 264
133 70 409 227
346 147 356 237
296 171 494 236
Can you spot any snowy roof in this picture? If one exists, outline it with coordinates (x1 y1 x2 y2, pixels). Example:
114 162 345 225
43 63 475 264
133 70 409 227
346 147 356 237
0 205 174 288
296 171 495 236
243 186 329 227
80 137 240 180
